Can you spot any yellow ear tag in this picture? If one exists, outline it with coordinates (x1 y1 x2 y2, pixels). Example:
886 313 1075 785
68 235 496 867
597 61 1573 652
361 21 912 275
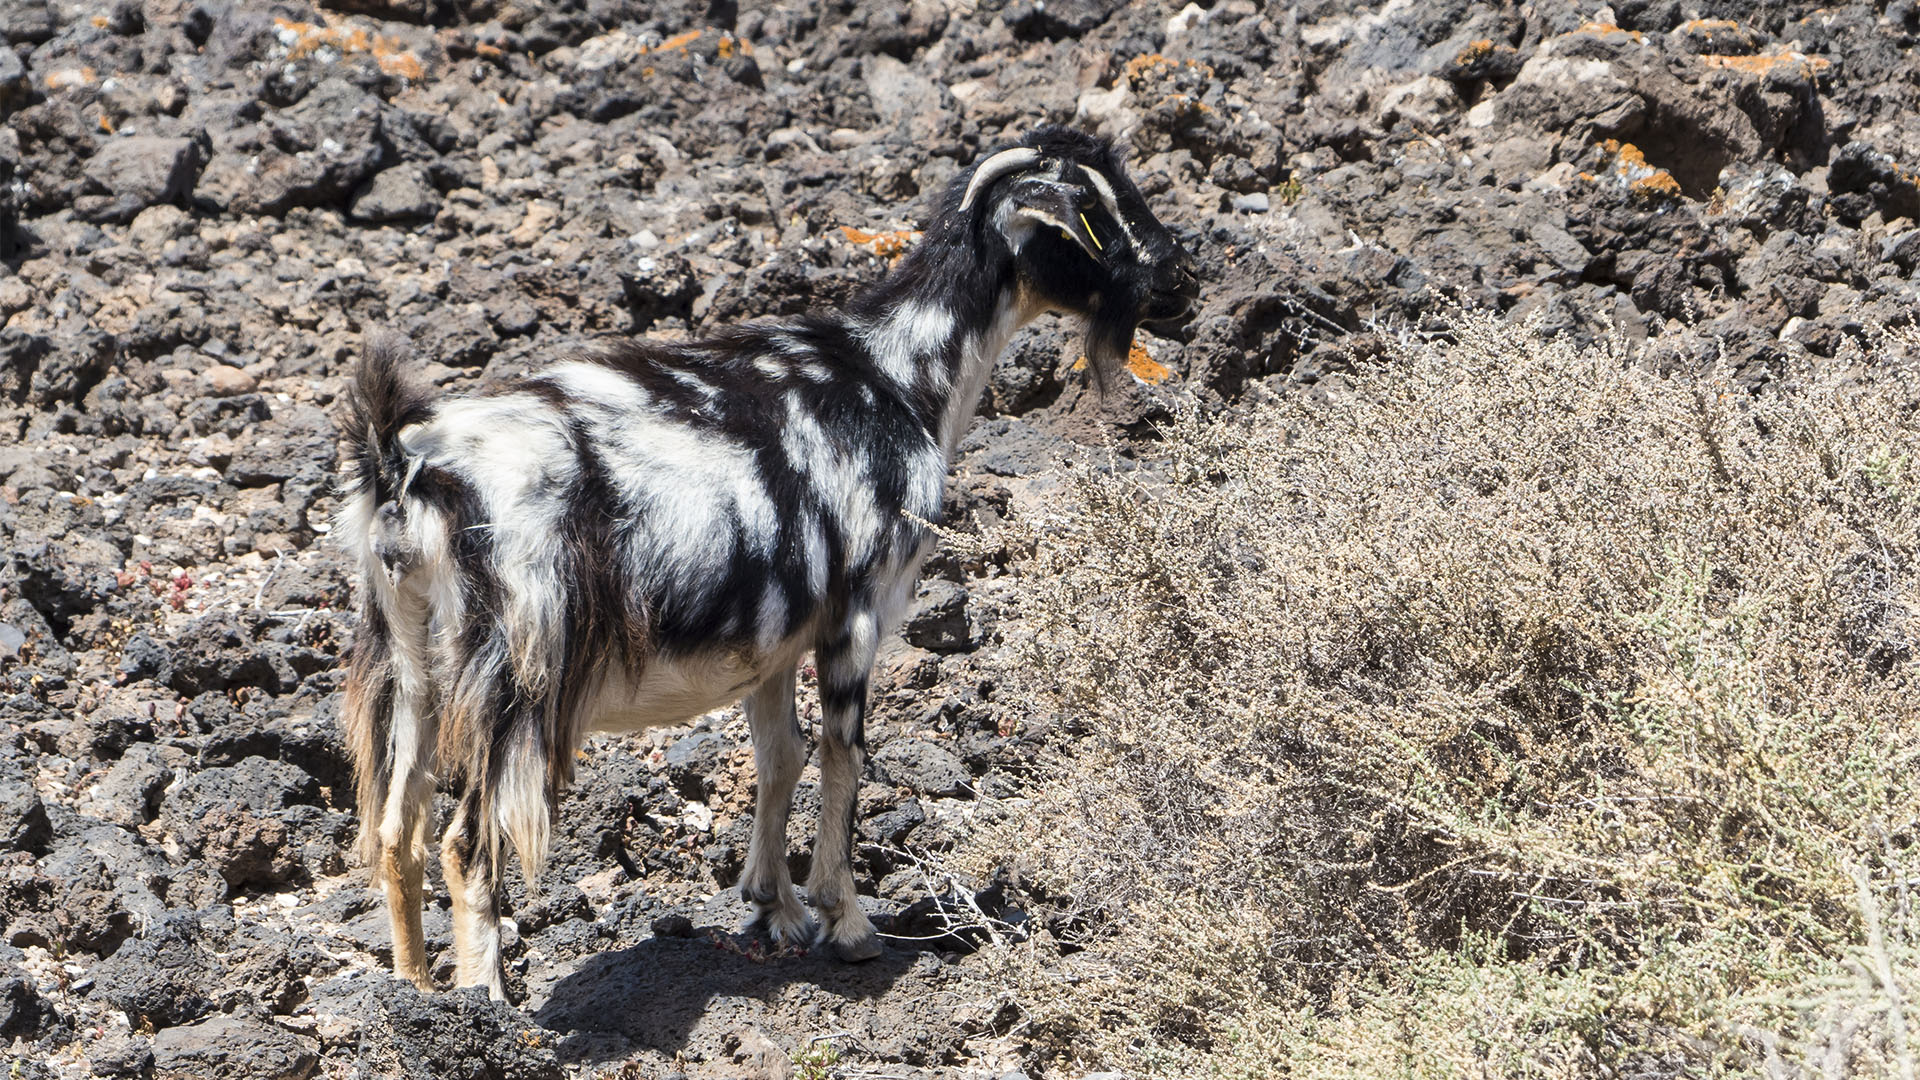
1080 211 1104 251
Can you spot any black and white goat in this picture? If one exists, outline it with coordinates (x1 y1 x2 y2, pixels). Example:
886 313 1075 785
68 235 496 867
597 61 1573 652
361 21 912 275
338 126 1198 999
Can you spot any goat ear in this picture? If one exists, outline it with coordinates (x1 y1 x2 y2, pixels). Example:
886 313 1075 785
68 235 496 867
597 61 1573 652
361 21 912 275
1002 177 1105 263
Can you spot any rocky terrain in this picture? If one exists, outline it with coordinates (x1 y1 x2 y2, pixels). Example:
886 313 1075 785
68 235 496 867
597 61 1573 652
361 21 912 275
1 0 1917 1076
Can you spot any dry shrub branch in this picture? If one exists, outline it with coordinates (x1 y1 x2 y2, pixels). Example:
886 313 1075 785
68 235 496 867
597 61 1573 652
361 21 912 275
958 313 1920 1077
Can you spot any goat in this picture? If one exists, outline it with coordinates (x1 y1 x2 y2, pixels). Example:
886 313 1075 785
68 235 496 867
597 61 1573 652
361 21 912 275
337 126 1199 999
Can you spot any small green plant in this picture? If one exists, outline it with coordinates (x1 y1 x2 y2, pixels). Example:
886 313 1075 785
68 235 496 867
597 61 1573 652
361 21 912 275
1275 174 1303 204
791 1038 842 1080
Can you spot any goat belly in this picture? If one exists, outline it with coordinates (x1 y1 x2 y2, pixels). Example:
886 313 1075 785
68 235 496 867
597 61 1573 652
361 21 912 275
583 641 807 733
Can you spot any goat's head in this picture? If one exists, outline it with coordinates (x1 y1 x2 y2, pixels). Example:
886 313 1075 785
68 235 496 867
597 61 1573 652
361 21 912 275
957 126 1200 384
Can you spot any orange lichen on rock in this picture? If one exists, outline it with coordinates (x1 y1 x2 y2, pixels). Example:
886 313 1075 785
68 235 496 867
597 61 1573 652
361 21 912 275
1456 39 1495 64
274 17 427 81
840 226 921 259
1600 139 1682 200
1071 341 1174 384
1125 340 1172 383
45 66 96 90
1570 22 1644 40
90 14 109 27
715 34 750 59
1700 52 1831 77
1680 18 1740 32
1122 53 1215 88
649 29 703 53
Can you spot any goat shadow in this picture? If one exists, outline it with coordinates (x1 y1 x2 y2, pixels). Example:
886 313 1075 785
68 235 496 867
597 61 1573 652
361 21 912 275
531 919 923 1067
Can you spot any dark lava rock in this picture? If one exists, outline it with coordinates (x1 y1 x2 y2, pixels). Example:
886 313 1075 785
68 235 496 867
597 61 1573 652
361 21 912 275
84 1033 153 1077
902 580 972 654
161 758 324 889
86 745 176 827
7 533 125 635
650 911 696 939
866 796 926 846
337 899 451 964
341 980 562 1080
78 136 206 224
871 740 970 799
9 842 152 957
225 405 336 487
198 78 389 216
0 764 50 854
0 944 52 1037
150 1014 318 1080
663 729 725 801
92 912 226 1028
159 613 330 696
90 902 308 1024
0 0 54 44
167 757 322 816
350 164 441 222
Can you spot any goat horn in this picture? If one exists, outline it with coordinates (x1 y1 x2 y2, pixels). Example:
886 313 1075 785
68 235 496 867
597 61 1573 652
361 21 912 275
960 147 1043 211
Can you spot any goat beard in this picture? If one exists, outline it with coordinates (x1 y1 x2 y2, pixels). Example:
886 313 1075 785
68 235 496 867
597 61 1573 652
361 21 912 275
1080 303 1139 397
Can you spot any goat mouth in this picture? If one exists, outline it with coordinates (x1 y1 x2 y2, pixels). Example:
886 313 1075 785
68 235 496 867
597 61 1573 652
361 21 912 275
1138 293 1197 336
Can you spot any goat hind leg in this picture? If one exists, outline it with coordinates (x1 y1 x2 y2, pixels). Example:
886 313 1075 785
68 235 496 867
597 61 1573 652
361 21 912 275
740 668 811 947
377 766 435 991
441 794 508 1001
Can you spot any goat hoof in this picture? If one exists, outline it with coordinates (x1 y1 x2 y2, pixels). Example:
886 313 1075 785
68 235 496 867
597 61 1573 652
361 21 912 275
831 932 884 963
746 906 814 949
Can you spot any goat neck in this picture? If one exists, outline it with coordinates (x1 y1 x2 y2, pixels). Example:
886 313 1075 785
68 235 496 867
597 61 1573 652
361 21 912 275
847 212 1031 460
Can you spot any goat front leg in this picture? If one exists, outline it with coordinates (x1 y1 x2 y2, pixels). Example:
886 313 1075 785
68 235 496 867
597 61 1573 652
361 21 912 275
441 794 508 1001
741 668 812 947
808 614 883 962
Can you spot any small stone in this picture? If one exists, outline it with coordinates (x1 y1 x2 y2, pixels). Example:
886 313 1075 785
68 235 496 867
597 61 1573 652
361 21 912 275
485 296 539 336
1529 221 1591 277
871 739 970 799
85 1033 152 1077
128 204 192 250
902 580 971 653
1230 192 1271 213
80 137 205 223
732 1028 792 1080
151 1014 318 1080
0 44 23 102
509 201 561 246
349 165 441 223
1166 2 1206 36
0 766 50 854
0 0 55 46
0 946 51 1038
1882 228 1920 272
650 913 694 938
203 364 256 396
84 746 175 827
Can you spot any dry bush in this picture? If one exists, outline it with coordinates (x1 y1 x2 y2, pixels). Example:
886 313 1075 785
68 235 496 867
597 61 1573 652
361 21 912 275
955 313 1920 1078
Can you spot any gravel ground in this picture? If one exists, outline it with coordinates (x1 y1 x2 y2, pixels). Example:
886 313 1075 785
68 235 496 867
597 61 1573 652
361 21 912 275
2 0 1917 1076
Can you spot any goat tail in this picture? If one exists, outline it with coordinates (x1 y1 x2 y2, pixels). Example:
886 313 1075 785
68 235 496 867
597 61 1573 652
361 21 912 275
345 331 435 508
441 671 564 899
493 725 556 895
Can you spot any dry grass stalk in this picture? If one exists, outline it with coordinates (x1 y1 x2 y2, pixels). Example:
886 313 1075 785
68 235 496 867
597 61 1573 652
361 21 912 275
955 313 1920 1077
